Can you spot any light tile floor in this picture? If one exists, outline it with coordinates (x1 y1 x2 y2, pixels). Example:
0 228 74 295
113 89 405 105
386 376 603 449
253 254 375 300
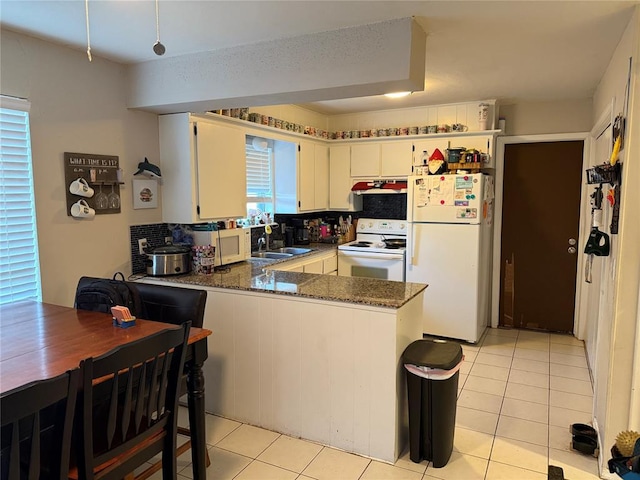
143 328 601 479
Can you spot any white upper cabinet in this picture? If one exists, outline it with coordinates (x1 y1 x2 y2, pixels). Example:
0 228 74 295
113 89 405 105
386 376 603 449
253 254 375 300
298 140 316 212
413 139 448 168
350 143 381 177
314 144 329 210
380 141 414 177
299 140 329 212
350 141 413 178
159 113 246 224
413 133 496 169
329 145 362 211
275 139 328 213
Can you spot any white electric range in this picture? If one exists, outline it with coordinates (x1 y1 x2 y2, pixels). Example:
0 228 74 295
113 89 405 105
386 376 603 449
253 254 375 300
337 218 407 281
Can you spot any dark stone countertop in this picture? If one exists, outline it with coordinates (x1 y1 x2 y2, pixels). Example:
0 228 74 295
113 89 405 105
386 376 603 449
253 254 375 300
139 244 427 309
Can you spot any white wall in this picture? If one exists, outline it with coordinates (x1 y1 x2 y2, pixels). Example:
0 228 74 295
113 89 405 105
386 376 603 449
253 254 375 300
328 101 497 133
0 30 161 307
498 99 593 136
250 104 329 131
259 98 589 138
588 7 640 471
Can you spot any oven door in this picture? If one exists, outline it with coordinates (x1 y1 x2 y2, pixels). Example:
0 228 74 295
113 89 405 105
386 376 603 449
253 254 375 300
337 250 405 282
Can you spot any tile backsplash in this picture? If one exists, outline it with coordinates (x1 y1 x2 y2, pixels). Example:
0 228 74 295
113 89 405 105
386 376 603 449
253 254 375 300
129 193 406 273
361 194 406 220
129 223 171 274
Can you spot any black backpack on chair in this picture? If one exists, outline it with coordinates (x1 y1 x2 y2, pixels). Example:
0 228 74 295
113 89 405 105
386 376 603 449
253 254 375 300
74 272 145 318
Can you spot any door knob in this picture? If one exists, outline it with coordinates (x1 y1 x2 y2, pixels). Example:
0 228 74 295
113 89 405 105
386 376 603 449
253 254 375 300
568 238 577 246
568 246 577 254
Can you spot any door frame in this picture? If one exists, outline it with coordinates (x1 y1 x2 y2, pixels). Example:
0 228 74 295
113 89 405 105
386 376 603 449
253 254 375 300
491 132 591 334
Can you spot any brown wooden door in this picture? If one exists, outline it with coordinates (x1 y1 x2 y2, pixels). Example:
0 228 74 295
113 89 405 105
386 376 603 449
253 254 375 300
499 141 583 332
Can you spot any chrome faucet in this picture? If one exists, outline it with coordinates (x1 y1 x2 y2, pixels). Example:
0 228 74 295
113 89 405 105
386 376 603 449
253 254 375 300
257 235 266 252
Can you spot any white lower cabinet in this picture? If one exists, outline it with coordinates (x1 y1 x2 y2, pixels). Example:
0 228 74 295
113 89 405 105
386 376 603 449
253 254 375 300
267 250 337 274
322 254 338 275
302 258 323 274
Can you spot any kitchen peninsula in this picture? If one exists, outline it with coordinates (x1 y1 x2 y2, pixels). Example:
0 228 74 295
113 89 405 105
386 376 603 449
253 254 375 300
142 252 426 463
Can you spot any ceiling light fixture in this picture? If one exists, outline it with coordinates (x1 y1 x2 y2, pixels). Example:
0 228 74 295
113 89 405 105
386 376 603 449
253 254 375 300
153 0 166 56
84 0 92 62
384 91 412 99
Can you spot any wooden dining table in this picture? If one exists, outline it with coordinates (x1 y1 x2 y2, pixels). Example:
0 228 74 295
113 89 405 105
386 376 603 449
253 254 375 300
0 300 212 480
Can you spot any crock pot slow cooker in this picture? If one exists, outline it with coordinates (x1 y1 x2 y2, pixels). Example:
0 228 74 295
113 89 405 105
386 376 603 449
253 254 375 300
146 244 191 276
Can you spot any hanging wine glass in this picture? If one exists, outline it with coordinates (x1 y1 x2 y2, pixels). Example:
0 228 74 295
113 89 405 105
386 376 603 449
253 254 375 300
95 183 108 210
108 183 120 209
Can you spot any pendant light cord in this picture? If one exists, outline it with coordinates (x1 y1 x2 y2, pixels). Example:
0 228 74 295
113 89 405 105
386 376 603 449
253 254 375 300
85 0 92 62
155 0 161 43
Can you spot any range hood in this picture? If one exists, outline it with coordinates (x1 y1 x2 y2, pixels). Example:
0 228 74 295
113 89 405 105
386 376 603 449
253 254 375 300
351 180 407 194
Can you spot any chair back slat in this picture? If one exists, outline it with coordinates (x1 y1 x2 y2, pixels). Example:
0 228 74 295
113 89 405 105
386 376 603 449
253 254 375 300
1 368 80 480
106 373 119 449
121 370 133 443
147 356 161 426
76 323 190 480
27 413 40 479
157 354 170 418
8 419 19 480
134 364 146 433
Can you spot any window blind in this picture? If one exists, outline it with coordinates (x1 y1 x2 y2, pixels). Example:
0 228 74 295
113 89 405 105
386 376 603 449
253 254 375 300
0 98 42 305
246 136 273 203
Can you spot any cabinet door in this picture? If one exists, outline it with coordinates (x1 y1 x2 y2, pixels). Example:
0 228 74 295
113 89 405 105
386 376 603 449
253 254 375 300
413 139 449 168
459 134 495 167
330 145 353 210
322 254 338 274
160 113 198 224
298 141 315 212
314 144 329 210
303 259 323 274
350 143 381 177
196 121 246 219
380 141 413 177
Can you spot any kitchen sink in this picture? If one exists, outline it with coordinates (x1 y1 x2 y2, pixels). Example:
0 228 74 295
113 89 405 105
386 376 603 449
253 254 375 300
271 247 312 255
252 252 294 259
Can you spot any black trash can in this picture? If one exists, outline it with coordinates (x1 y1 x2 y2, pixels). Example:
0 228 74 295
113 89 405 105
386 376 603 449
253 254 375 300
403 339 463 468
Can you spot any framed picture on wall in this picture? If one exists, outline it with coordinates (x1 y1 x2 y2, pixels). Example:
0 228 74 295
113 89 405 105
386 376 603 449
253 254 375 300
132 179 158 209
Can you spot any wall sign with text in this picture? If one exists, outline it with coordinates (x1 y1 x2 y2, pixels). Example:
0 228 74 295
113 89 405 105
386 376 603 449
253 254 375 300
64 152 122 217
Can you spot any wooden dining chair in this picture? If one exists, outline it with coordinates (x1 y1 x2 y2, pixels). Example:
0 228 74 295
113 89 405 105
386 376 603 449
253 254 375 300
71 323 190 480
125 282 209 480
74 277 210 479
1 367 80 480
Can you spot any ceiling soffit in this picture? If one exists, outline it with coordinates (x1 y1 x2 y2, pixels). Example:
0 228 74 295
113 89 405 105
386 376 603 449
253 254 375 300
127 17 426 115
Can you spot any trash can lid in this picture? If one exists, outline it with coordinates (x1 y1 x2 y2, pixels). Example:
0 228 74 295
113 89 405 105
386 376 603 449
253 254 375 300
402 339 463 370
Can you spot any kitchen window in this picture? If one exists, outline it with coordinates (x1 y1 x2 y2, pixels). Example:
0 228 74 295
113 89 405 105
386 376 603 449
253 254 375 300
245 135 274 221
0 96 42 305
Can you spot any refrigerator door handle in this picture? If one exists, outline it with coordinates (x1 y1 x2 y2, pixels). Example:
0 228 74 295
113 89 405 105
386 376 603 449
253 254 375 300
409 223 419 266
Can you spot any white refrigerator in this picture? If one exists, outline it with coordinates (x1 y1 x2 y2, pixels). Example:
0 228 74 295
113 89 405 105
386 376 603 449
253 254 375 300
406 174 494 343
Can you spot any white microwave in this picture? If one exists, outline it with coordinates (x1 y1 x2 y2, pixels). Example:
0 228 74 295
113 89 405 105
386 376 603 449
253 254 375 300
192 228 251 266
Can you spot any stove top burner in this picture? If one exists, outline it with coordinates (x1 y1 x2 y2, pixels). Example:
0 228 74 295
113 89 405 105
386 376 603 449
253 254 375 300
351 241 372 248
